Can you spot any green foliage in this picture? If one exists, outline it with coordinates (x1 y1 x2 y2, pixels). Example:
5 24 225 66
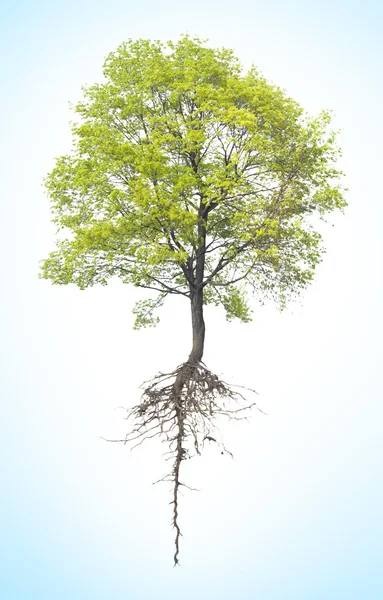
222 286 253 323
132 295 166 329
40 35 346 325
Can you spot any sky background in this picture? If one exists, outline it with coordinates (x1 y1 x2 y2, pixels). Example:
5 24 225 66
1 0 382 598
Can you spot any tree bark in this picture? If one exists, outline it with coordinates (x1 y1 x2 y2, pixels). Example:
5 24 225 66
188 288 205 363
187 199 209 364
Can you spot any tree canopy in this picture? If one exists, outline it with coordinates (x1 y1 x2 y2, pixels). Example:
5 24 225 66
41 36 346 328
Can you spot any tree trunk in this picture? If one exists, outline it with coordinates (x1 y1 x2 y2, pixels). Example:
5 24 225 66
187 200 208 364
188 288 205 363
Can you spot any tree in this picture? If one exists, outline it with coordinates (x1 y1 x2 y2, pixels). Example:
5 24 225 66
40 36 346 564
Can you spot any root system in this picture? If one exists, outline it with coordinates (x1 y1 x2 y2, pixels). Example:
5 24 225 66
103 361 263 565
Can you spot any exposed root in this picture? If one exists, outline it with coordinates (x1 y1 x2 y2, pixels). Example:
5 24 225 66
103 361 263 565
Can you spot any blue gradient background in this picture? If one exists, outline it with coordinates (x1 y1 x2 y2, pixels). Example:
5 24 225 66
1 0 382 598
